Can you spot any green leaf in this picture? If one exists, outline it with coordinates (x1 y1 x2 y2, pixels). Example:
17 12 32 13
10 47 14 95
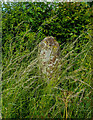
23 4 25 9
30 18 33 22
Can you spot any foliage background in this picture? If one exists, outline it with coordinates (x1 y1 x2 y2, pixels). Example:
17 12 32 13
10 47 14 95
2 2 93 118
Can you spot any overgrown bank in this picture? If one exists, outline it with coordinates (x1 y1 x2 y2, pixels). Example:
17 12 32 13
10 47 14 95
2 2 92 118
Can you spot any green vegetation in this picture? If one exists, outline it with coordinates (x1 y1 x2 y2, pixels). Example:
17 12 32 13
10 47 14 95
2 2 93 118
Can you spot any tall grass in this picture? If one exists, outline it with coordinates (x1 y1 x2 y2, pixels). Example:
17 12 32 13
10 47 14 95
2 30 92 118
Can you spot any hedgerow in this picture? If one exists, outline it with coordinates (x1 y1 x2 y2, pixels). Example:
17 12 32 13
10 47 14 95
2 2 92 119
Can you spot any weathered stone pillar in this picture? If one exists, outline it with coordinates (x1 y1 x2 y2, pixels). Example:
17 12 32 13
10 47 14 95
38 36 60 80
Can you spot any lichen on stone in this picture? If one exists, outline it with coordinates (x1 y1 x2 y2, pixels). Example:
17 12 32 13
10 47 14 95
38 36 60 80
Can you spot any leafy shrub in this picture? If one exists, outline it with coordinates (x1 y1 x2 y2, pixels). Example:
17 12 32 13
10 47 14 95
2 2 92 119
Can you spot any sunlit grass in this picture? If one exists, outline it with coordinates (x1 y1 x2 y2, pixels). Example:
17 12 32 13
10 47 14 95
2 31 92 118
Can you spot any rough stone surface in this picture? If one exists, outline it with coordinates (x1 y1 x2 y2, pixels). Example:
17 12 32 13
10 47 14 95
38 36 60 80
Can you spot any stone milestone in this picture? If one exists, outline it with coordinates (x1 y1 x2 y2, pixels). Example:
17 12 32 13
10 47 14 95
38 36 60 80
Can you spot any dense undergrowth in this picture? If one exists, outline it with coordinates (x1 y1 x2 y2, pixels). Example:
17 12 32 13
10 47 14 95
2 30 92 118
2 2 93 119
